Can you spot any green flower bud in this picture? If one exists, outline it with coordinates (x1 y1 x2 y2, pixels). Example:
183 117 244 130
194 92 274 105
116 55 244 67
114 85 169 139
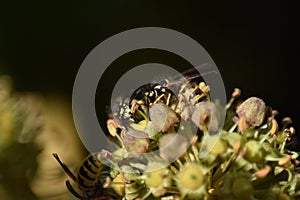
143 162 172 197
209 138 228 156
176 162 207 199
244 140 265 163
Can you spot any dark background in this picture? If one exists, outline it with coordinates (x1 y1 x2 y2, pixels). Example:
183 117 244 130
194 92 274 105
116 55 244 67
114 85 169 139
0 1 298 149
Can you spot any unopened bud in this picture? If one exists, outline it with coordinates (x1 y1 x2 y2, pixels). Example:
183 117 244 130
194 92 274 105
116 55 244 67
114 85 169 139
270 119 279 136
282 117 293 125
278 154 291 166
232 88 241 98
289 127 295 135
238 116 249 132
107 119 119 137
199 82 210 93
255 165 271 178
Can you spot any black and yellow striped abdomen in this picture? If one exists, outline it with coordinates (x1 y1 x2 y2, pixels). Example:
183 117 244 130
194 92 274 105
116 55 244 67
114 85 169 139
77 154 104 192
52 153 107 199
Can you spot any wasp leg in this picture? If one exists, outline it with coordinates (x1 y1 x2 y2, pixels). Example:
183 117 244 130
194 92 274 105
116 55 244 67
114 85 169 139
52 153 77 182
144 96 151 121
166 93 171 106
153 93 165 105
66 180 84 199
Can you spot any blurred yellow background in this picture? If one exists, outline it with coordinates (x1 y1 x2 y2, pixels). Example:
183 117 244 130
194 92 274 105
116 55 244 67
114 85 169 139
0 76 86 200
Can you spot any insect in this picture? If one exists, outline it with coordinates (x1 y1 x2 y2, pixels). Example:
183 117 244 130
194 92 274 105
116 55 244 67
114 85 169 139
129 83 178 121
112 66 213 126
52 153 116 200
112 97 132 123
111 84 177 127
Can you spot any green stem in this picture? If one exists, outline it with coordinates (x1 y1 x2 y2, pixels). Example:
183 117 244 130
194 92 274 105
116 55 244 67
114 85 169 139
225 97 234 110
208 171 213 190
212 153 237 187
229 123 237 133
259 131 271 145
141 189 152 200
115 133 125 148
137 109 149 124
280 139 287 153
191 145 200 161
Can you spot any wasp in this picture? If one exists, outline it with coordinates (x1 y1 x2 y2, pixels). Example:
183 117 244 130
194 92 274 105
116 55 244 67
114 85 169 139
111 84 177 128
52 153 117 200
112 66 212 126
129 82 178 121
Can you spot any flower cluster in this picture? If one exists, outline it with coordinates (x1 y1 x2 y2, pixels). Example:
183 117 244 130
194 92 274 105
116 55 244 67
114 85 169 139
54 79 299 200
99 86 300 200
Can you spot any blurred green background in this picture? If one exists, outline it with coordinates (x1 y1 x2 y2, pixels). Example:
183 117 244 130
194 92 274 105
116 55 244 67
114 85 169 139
0 0 298 199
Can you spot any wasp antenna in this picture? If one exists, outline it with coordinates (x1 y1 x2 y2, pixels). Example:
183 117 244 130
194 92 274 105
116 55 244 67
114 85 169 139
52 153 78 182
66 180 83 199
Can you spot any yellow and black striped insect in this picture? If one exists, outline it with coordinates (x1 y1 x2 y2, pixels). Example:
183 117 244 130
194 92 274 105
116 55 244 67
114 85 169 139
111 84 177 128
129 82 178 121
52 153 116 200
113 67 212 126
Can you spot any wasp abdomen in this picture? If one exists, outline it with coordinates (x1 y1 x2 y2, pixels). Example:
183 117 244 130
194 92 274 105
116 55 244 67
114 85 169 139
53 153 108 199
